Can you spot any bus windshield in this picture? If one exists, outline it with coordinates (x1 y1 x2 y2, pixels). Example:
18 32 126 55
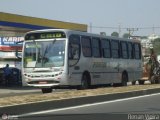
24 40 65 68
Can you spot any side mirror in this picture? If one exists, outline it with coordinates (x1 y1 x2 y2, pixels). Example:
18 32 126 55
15 50 22 60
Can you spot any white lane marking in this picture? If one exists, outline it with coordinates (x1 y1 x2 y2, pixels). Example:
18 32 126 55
18 92 160 117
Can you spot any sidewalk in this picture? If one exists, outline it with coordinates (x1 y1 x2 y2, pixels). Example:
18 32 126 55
0 86 41 98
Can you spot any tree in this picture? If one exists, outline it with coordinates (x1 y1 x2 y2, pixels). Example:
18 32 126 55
153 38 160 55
123 33 130 39
111 32 119 37
141 36 148 39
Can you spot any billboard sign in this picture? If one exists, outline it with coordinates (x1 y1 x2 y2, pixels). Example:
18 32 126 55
0 37 23 46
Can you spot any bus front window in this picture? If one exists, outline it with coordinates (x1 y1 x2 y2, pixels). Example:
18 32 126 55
24 40 65 68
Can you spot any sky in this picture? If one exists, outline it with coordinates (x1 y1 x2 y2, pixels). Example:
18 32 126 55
0 0 160 36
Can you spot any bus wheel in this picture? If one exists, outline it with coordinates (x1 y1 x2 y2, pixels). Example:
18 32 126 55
80 74 89 90
132 81 136 85
139 80 144 85
121 73 128 86
151 76 156 84
151 76 159 84
41 88 52 93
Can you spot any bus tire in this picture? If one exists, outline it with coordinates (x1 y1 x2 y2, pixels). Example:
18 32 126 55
151 76 159 84
139 80 144 85
132 81 136 85
121 72 128 86
151 76 156 84
79 73 90 90
41 88 52 93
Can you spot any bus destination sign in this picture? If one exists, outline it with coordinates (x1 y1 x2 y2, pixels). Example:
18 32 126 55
25 32 66 40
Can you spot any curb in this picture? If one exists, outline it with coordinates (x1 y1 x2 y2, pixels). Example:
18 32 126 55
0 87 160 114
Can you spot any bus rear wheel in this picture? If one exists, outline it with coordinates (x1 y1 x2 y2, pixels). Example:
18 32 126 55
41 88 52 93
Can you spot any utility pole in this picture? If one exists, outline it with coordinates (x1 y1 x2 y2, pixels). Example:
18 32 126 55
118 23 121 37
152 24 155 35
127 28 139 39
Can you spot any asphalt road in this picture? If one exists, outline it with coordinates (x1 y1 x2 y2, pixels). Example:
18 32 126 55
10 93 160 120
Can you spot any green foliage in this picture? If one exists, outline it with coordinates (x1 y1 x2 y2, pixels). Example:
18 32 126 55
141 36 148 39
111 32 119 37
153 38 160 55
123 33 130 39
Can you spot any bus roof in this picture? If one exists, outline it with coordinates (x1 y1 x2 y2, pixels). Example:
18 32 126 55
25 29 140 43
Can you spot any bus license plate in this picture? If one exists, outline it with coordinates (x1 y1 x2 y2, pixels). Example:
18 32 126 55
39 81 47 84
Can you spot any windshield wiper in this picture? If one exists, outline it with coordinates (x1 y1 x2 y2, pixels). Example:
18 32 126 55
41 39 57 66
52 39 56 44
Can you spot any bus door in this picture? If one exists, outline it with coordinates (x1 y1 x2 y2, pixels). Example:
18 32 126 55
68 35 81 85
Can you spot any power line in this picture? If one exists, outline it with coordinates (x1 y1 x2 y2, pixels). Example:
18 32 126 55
127 28 139 38
91 26 118 29
90 25 160 30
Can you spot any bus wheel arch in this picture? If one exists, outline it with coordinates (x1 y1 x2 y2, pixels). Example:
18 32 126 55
121 71 128 86
79 71 91 90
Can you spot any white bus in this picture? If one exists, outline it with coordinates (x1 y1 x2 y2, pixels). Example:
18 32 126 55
20 29 142 93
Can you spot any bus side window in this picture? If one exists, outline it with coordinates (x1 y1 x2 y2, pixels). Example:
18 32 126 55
81 36 92 57
111 40 120 58
121 41 128 59
134 43 141 59
101 39 111 58
92 37 101 57
128 42 134 59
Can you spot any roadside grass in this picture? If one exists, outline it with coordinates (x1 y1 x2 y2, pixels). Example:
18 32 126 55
0 84 160 107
